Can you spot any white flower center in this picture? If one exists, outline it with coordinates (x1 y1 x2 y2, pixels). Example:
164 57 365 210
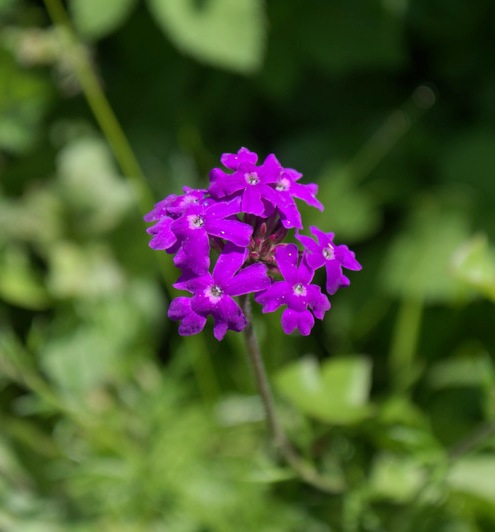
245 172 260 185
188 214 205 229
322 244 334 260
275 177 291 191
293 283 307 296
181 195 199 207
205 284 223 303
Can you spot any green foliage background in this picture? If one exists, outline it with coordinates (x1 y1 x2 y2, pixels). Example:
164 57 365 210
1 0 495 530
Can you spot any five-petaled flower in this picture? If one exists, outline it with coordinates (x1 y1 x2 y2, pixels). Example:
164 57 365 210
144 147 361 339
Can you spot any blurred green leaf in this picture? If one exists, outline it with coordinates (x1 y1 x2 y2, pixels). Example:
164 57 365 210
440 129 495 198
275 355 374 424
427 352 494 391
148 0 266 74
0 49 51 154
296 0 406 74
69 0 138 40
382 198 470 302
56 136 134 233
452 234 495 302
369 453 425 503
448 456 495 504
0 245 50 310
47 242 125 299
311 165 381 241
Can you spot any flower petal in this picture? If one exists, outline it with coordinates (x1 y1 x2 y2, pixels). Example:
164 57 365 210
255 281 291 313
275 244 299 283
226 263 271 296
336 245 362 271
281 308 315 336
147 217 177 250
168 297 207 336
206 218 252 246
307 285 331 319
221 147 258 170
242 185 264 215
213 243 247 284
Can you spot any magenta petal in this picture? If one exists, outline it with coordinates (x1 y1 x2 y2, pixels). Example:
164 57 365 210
291 182 324 211
281 308 315 336
205 197 241 218
255 282 291 312
206 218 252 246
325 261 344 295
213 243 247 283
296 257 315 285
168 297 207 336
144 195 177 222
147 217 177 250
177 232 210 274
213 321 228 341
215 297 246 332
307 285 331 319
275 244 299 283
310 226 334 246
242 185 264 215
221 147 258 170
278 200 303 229
226 263 270 296
295 233 320 254
337 245 362 271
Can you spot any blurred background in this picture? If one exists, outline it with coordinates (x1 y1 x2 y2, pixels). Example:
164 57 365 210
1 0 495 530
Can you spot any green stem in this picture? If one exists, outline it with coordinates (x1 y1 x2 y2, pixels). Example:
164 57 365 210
43 0 153 214
42 0 219 401
448 420 495 460
389 296 424 391
240 295 343 493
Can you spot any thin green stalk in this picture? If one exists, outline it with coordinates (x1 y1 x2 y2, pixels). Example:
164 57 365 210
240 295 343 493
344 84 436 184
448 420 495 460
389 296 424 391
43 0 220 402
43 0 152 215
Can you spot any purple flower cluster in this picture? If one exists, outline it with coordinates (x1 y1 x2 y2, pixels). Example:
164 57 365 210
145 148 361 340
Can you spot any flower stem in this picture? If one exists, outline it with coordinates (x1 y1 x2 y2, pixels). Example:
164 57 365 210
43 0 153 215
42 0 220 404
239 295 343 493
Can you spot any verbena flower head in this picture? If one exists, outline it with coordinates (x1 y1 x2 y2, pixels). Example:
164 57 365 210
145 147 362 339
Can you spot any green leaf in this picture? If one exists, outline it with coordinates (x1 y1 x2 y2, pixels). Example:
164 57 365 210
296 0 406 74
448 456 495 503
427 352 494 391
309 165 381 242
382 198 470 302
275 355 374 425
0 49 51 154
147 0 266 74
0 246 50 310
452 234 495 302
69 0 138 39
369 453 425 503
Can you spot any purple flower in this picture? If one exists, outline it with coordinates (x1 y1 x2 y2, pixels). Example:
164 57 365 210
296 226 362 295
168 297 207 336
263 154 324 212
146 216 177 251
170 244 271 340
171 197 252 274
255 244 330 336
145 147 362 339
220 147 258 170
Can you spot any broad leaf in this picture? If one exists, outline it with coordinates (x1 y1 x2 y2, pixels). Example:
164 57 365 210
275 355 373 424
148 0 266 73
69 0 138 39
